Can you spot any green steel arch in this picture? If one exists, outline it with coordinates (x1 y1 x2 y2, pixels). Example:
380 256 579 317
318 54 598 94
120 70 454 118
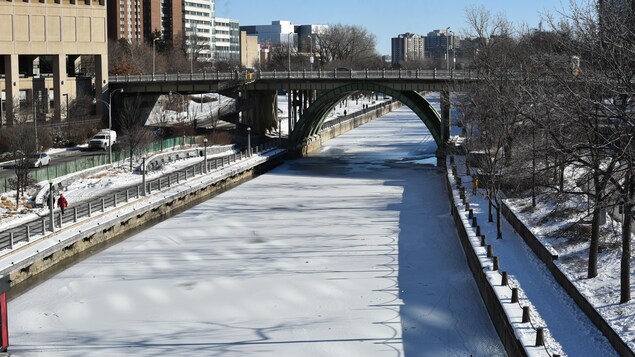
289 83 442 146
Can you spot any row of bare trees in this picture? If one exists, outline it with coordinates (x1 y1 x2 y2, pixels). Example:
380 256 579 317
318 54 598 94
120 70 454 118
460 1 635 303
110 23 386 75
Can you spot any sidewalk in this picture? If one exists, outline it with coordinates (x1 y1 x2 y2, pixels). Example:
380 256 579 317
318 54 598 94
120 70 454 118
453 155 618 356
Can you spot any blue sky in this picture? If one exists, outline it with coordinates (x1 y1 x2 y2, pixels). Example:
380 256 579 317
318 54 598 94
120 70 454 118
217 0 577 55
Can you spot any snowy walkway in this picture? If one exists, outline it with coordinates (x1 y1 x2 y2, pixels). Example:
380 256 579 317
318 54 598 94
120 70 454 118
7 107 505 356
458 162 618 356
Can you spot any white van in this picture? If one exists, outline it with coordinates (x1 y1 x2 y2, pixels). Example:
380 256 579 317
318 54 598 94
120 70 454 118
88 130 117 150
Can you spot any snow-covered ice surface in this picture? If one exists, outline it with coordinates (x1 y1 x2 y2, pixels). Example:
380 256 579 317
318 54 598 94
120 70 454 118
7 107 506 356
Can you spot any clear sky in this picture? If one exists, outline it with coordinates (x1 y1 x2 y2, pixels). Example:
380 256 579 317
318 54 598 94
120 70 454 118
216 0 577 55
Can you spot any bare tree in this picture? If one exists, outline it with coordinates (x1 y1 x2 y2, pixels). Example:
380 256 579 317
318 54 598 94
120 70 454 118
460 6 524 239
315 24 382 68
118 97 154 171
2 104 37 210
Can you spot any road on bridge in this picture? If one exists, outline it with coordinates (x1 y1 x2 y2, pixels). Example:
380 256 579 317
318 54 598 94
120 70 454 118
7 107 506 356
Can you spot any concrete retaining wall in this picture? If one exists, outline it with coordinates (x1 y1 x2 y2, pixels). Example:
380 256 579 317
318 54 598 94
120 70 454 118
501 202 634 357
446 176 529 357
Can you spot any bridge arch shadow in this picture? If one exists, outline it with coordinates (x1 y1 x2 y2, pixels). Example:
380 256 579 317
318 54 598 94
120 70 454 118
290 83 442 146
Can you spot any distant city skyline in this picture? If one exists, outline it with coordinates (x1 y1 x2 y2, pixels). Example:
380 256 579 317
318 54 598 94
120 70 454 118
217 0 582 55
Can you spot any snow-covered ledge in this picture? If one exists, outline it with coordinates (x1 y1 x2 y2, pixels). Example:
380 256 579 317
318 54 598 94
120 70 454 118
446 159 562 357
500 201 635 357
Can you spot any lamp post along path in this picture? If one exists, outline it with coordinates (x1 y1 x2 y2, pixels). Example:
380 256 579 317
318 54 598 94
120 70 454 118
48 181 54 232
109 88 123 164
95 88 123 165
153 38 159 78
247 127 251 156
203 138 208 173
308 35 314 72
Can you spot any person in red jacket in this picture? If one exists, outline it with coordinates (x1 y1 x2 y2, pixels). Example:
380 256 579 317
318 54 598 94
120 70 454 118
57 193 68 214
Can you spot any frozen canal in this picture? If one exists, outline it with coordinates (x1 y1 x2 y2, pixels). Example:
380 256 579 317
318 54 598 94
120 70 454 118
8 107 506 356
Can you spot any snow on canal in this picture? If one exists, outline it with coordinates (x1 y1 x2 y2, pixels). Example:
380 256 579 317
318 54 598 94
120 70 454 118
8 107 505 356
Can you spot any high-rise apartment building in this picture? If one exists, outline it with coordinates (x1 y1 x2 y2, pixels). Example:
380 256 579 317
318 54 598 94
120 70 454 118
107 0 144 43
143 0 183 46
391 33 425 65
109 0 241 63
424 29 456 61
184 0 214 60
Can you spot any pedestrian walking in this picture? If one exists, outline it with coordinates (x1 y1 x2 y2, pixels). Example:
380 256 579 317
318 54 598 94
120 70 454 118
57 193 68 215
472 175 479 195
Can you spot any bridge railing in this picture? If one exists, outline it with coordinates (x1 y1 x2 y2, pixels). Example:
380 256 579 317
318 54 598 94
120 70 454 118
110 71 242 83
109 69 478 83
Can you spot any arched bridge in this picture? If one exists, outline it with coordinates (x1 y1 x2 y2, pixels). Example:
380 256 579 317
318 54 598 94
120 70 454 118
289 82 444 146
109 69 474 149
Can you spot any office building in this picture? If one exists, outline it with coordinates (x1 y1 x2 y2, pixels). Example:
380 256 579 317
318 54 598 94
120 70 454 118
213 17 240 62
240 20 327 56
240 20 297 51
0 1 109 126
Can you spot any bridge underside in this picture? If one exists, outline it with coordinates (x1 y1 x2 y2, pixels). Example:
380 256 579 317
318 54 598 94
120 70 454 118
289 83 446 147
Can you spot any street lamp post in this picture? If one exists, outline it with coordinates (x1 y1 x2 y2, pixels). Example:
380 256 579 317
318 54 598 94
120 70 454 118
288 32 292 72
247 127 251 156
446 27 451 72
153 38 159 78
95 88 124 165
308 35 314 72
48 181 55 232
203 138 208 173
447 31 451 71
108 88 124 165
33 91 40 152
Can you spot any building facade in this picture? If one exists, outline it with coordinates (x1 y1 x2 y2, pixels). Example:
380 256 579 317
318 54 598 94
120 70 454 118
424 29 458 68
142 0 183 47
0 1 109 126
240 31 260 68
183 0 214 61
213 17 240 62
391 33 425 65
240 20 297 51
107 0 143 43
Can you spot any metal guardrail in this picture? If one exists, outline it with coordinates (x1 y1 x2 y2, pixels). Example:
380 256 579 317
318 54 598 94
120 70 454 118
1 136 198 194
109 69 479 83
320 99 398 131
0 140 280 251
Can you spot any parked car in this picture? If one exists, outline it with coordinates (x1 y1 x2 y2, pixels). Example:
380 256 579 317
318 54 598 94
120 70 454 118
29 152 51 168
